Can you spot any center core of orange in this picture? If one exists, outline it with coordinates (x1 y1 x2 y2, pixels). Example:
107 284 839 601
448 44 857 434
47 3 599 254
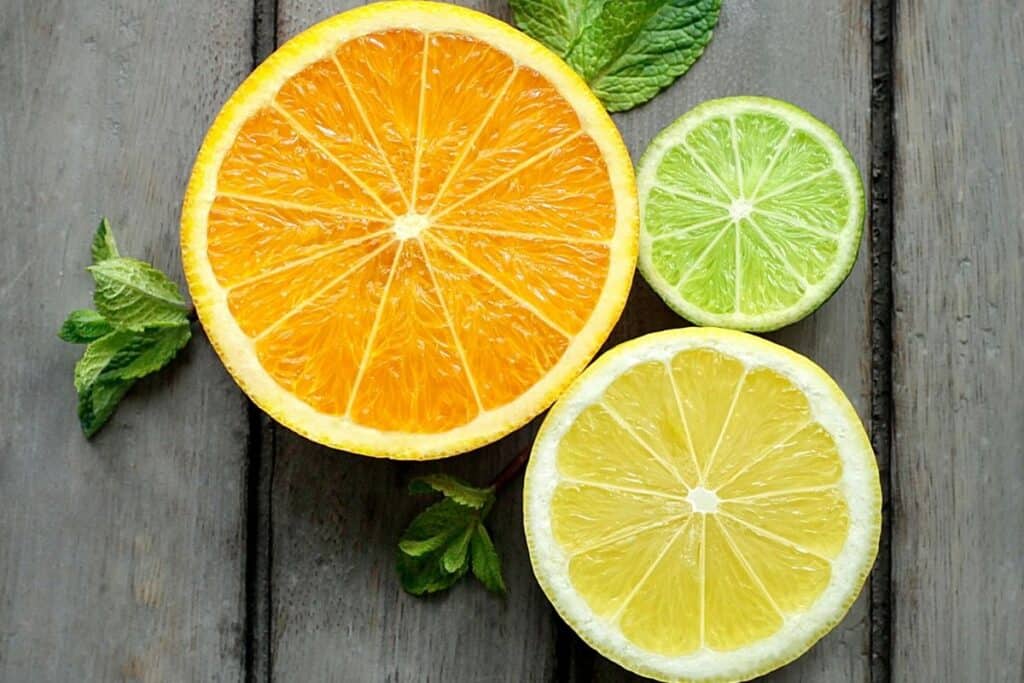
392 212 430 240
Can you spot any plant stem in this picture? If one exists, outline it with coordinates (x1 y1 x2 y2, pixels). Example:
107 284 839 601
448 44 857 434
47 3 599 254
490 446 531 492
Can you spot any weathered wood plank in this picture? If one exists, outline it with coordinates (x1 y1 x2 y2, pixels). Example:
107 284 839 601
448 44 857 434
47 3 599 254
0 2 253 680
587 0 875 680
892 2 1024 680
268 2 559 681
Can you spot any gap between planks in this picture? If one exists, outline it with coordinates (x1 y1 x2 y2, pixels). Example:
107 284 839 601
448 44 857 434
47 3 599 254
868 0 896 681
245 2 278 683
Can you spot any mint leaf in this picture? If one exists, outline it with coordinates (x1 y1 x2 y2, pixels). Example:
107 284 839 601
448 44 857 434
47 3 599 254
509 0 603 55
441 525 475 574
73 324 191 436
89 257 189 329
397 545 469 596
397 477 506 597
409 474 495 510
61 218 195 437
398 498 474 557
397 499 477 595
74 325 191 391
78 378 134 438
470 524 506 595
511 0 721 112
91 217 120 263
59 309 114 344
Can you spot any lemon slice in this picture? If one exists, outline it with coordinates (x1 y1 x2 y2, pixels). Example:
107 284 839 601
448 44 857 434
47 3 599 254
524 328 880 682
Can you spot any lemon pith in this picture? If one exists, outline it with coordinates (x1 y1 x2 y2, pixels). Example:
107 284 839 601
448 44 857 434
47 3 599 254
180 2 638 459
525 328 880 682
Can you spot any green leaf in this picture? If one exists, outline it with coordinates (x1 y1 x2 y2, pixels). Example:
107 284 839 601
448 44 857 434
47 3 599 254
89 257 189 329
441 524 475 574
508 0 603 55
91 218 120 263
396 499 477 595
511 0 721 112
78 377 134 438
74 325 191 392
470 523 507 595
409 474 495 510
397 546 469 596
73 324 191 436
58 309 114 344
397 498 474 557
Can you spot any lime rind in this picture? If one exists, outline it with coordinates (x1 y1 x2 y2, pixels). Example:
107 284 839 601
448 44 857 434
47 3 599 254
637 97 865 332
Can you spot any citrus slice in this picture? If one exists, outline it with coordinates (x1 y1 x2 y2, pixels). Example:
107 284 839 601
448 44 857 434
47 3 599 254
181 2 638 459
637 97 865 332
524 328 880 682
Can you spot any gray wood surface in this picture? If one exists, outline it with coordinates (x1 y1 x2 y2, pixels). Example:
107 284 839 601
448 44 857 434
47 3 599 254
892 2 1024 681
0 2 253 680
7 0 1023 681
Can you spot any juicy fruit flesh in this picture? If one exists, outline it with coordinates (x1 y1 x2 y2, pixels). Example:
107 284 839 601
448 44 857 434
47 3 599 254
552 348 850 654
206 29 617 432
646 109 852 316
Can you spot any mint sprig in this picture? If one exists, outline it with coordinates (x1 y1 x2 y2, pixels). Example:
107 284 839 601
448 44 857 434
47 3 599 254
397 474 507 596
60 219 193 437
511 0 721 112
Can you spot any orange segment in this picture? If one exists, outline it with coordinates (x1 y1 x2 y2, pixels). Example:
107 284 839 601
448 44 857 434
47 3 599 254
437 132 618 241
423 236 569 410
227 234 393 337
430 228 610 334
415 33 516 213
254 242 399 415
334 29 426 201
217 106 388 218
207 195 389 286
349 242 479 432
181 3 638 458
274 56 406 213
432 66 584 212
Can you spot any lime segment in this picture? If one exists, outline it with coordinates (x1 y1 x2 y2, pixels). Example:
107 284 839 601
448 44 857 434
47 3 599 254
638 97 865 331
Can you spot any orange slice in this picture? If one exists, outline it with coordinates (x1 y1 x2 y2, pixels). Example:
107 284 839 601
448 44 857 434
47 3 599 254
181 2 638 459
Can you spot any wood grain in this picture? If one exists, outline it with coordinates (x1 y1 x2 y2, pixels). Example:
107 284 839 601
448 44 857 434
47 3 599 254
586 1 875 679
0 2 253 680
268 2 559 682
892 1 1024 680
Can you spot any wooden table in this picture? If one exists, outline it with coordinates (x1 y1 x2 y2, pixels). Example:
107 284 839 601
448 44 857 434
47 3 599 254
2 1 1021 681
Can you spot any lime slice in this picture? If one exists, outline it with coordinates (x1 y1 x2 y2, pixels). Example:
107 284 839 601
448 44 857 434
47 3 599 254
637 97 865 331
